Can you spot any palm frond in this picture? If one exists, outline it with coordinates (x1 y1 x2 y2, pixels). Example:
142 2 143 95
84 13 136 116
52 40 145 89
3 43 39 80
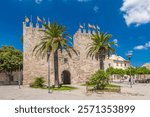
87 29 117 67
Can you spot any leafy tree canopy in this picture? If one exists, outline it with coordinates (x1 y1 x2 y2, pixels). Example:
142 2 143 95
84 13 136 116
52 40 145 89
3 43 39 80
87 31 117 70
136 67 150 75
33 21 78 59
89 70 109 89
106 67 150 76
0 46 23 76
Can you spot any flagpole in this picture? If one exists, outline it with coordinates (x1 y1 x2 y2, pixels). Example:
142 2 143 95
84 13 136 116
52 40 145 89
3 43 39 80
48 18 50 26
25 16 26 24
43 17 44 24
83 23 85 29
30 15 33 24
79 23 80 28
36 16 38 24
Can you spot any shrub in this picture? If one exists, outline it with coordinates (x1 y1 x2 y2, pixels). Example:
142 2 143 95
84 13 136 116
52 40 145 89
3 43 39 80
89 70 110 90
32 77 45 88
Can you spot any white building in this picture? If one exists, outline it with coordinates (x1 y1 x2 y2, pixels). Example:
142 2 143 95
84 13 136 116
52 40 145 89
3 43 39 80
104 54 130 70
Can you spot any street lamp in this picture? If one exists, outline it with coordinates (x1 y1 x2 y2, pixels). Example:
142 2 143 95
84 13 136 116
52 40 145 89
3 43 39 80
18 62 21 89
47 50 51 93
127 53 132 88
16 62 21 89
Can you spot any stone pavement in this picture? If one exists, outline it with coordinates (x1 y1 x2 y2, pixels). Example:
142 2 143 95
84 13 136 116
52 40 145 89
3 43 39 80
0 83 150 100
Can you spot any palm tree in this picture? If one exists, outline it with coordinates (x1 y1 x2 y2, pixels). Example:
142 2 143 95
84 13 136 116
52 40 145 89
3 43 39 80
87 30 116 70
33 21 78 88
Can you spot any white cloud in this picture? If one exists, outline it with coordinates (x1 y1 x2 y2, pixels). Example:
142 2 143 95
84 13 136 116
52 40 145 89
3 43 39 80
18 0 93 5
61 0 92 2
113 39 118 44
121 0 150 26
93 6 99 13
134 45 146 50
19 0 92 4
49 0 92 2
18 0 44 4
77 0 92 2
35 0 43 4
126 50 133 56
134 41 150 50
129 50 133 53
145 41 150 47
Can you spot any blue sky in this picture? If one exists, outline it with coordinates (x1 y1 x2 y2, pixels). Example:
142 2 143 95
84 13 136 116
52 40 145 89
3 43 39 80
0 0 150 67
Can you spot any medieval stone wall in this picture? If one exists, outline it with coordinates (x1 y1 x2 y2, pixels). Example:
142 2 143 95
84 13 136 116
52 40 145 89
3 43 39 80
23 23 55 85
0 71 22 85
23 21 129 85
23 21 100 85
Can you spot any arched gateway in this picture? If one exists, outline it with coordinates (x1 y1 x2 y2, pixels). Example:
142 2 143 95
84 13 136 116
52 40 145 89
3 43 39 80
61 70 71 84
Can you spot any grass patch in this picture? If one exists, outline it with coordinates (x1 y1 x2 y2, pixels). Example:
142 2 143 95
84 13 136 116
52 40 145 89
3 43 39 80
82 83 121 93
82 83 120 88
31 85 77 91
105 84 120 88
81 84 95 87
52 86 77 91
103 86 121 92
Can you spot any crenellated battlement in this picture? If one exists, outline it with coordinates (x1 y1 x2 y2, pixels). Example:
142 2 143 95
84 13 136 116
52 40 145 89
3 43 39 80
23 18 100 53
74 27 97 37
23 22 49 29
23 17 50 28
23 17 51 35
23 22 47 35
23 20 99 37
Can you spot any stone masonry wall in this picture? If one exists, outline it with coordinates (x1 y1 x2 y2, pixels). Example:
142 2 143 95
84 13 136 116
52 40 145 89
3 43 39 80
23 23 55 85
23 21 101 85
24 21 128 85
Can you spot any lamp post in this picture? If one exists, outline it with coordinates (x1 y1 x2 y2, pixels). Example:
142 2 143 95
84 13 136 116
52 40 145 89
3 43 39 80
47 50 51 93
18 63 21 89
127 53 132 88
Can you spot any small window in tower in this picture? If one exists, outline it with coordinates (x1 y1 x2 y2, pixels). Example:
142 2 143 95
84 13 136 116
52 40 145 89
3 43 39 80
64 58 68 63
108 63 111 67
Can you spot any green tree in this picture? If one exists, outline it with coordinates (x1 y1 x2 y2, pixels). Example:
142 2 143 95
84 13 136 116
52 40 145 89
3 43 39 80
147 69 150 74
0 46 23 82
87 31 116 70
106 67 116 81
32 77 45 88
106 67 115 75
89 70 109 90
136 67 150 79
115 68 125 82
115 69 125 77
33 21 78 87
125 67 137 76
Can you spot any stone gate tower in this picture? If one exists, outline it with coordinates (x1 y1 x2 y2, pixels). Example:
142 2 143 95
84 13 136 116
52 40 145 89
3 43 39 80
23 21 100 85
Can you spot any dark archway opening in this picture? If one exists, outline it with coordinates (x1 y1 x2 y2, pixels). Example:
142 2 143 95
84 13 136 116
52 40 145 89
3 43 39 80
61 70 71 84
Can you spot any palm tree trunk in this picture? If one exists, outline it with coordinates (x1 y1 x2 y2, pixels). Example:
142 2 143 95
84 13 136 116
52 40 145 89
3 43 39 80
99 56 104 70
54 50 59 87
47 54 50 93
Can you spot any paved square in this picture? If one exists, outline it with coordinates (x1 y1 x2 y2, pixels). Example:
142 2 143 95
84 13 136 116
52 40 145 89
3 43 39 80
0 83 150 100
